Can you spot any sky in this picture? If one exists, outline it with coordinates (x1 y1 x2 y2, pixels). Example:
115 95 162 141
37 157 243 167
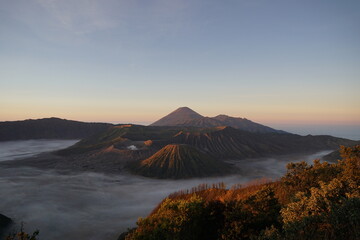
0 0 359 135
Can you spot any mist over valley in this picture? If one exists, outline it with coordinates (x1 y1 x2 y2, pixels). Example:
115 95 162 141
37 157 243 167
0 139 334 239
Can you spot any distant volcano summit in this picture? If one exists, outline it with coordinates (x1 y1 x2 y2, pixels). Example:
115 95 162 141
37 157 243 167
150 107 203 126
151 107 284 133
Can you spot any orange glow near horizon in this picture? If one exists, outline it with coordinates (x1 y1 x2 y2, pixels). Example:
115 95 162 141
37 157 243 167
1 106 359 126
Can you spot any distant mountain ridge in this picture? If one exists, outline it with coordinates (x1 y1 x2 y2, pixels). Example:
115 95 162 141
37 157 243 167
0 107 282 141
150 107 284 133
0 118 112 141
3 122 358 179
2 110 358 179
170 126 355 159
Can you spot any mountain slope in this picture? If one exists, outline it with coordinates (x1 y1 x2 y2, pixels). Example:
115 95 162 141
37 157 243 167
58 124 358 160
150 107 284 133
0 213 12 237
0 118 113 141
130 144 232 179
322 149 341 162
5 123 357 178
150 107 203 126
170 127 357 159
57 124 184 155
174 117 224 128
212 114 285 133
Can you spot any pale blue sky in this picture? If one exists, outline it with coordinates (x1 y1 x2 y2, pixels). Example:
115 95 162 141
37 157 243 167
1 0 359 133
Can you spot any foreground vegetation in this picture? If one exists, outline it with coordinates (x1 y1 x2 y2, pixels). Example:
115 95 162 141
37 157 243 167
123 145 360 240
3 223 39 240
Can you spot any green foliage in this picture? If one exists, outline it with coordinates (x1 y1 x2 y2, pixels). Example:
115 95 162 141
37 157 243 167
279 145 360 240
281 178 346 224
126 195 214 240
328 197 360 240
280 159 341 203
221 186 281 240
279 197 360 240
124 145 360 240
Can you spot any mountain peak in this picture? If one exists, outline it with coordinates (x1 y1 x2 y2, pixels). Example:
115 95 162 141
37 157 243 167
172 107 200 115
175 106 193 111
150 107 284 134
213 114 244 120
214 114 231 120
150 107 203 126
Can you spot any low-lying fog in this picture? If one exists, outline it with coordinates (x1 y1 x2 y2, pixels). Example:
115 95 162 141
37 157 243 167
0 140 79 161
0 140 332 240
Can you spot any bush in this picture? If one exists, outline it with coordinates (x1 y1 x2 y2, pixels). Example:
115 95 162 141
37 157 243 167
124 145 360 240
5 223 39 240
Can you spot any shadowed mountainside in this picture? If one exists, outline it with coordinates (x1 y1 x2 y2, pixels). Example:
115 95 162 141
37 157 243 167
150 107 284 133
0 118 112 141
212 114 287 133
0 214 12 238
171 126 357 159
130 144 233 179
322 148 342 162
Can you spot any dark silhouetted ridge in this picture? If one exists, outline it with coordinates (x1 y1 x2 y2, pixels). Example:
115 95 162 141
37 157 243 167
0 118 112 141
0 213 12 237
212 114 285 133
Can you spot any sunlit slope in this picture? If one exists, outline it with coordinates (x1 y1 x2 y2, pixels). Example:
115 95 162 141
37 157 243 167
131 144 233 179
57 124 182 155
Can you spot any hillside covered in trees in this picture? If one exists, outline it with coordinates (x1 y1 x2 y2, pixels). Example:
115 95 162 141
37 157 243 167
121 145 360 240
